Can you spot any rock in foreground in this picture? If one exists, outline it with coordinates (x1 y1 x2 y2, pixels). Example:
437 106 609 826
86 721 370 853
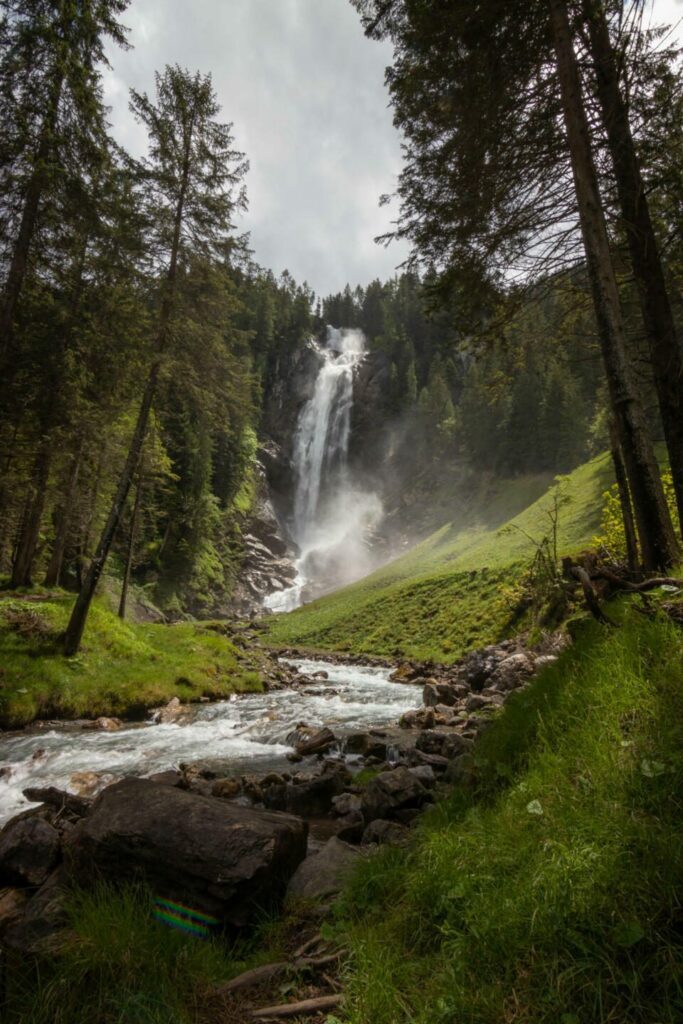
64 778 308 926
287 837 361 902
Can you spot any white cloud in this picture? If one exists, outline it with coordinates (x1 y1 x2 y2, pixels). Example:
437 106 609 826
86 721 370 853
103 0 408 297
102 0 681 297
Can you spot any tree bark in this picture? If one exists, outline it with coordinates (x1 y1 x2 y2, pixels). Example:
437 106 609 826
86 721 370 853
45 442 83 587
0 68 64 362
63 363 159 654
548 0 678 570
608 417 638 571
10 431 52 587
583 0 683 532
118 466 143 619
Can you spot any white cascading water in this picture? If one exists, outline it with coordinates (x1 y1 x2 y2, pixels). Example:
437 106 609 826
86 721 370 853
265 327 382 613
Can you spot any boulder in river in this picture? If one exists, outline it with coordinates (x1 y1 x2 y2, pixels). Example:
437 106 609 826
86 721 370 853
64 778 308 927
291 725 337 757
263 762 349 817
415 730 473 760
361 766 430 823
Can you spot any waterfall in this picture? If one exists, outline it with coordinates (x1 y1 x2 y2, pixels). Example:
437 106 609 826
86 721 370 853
265 327 382 612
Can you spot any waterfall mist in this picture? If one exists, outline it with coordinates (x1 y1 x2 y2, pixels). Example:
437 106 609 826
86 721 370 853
265 327 382 612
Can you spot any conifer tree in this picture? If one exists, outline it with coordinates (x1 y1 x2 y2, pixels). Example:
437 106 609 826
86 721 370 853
0 0 129 364
63 66 248 654
353 0 678 567
580 0 683 530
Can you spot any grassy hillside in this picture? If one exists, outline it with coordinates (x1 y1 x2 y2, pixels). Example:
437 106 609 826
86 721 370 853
338 604 683 1023
0 594 262 728
266 453 616 661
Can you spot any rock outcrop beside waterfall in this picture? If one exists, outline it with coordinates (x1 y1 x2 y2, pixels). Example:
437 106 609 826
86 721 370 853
229 448 298 618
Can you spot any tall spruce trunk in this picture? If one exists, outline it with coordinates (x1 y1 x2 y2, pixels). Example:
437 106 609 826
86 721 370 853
10 233 90 588
609 418 638 571
10 432 52 587
63 363 159 654
583 0 683 531
63 137 193 654
45 442 83 587
548 0 678 570
118 468 143 619
0 70 64 361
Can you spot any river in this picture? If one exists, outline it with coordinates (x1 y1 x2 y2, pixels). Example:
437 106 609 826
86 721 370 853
0 659 421 825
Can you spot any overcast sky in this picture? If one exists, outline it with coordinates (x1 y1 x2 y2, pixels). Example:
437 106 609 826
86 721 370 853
102 0 683 299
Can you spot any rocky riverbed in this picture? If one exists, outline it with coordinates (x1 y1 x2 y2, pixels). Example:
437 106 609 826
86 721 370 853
0 631 568 960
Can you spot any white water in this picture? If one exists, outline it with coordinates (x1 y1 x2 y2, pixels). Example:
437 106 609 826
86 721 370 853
0 660 421 825
265 327 382 613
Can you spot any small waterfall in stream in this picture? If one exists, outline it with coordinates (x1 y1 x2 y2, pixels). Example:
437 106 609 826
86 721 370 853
265 327 382 612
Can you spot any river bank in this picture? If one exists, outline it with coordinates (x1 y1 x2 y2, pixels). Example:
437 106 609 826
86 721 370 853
0 594 276 729
2 600 682 1023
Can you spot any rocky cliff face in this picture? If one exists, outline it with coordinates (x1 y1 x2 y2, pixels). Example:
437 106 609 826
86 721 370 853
229 455 299 619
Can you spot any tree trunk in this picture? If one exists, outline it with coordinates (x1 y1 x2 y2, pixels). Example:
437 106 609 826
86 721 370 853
583 0 683 532
548 0 678 570
63 111 194 654
0 70 64 362
609 417 638 571
45 442 83 587
118 467 144 619
63 363 159 654
10 434 53 587
0 420 22 568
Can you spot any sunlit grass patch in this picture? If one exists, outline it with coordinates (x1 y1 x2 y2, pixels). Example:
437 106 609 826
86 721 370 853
266 454 616 662
0 592 262 727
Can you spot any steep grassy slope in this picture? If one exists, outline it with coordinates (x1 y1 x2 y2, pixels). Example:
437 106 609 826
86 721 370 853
338 605 683 1023
266 453 615 661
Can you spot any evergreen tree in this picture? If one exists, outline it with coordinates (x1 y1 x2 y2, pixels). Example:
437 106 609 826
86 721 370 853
353 0 678 568
63 66 248 654
0 0 129 363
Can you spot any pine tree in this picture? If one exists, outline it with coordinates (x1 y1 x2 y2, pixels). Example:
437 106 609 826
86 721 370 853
353 0 678 567
0 0 129 364
581 0 683 530
63 66 248 654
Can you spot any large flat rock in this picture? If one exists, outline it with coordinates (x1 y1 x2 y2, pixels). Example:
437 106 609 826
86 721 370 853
64 778 308 926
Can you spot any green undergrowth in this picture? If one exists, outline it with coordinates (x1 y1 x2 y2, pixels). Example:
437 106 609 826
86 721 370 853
336 605 683 1023
2 884 322 1024
0 592 262 728
266 453 616 661
3 884 239 1024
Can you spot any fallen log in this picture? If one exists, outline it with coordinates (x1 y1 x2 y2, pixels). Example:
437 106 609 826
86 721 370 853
593 568 683 593
571 567 617 626
214 951 342 995
250 993 343 1019
216 961 289 994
